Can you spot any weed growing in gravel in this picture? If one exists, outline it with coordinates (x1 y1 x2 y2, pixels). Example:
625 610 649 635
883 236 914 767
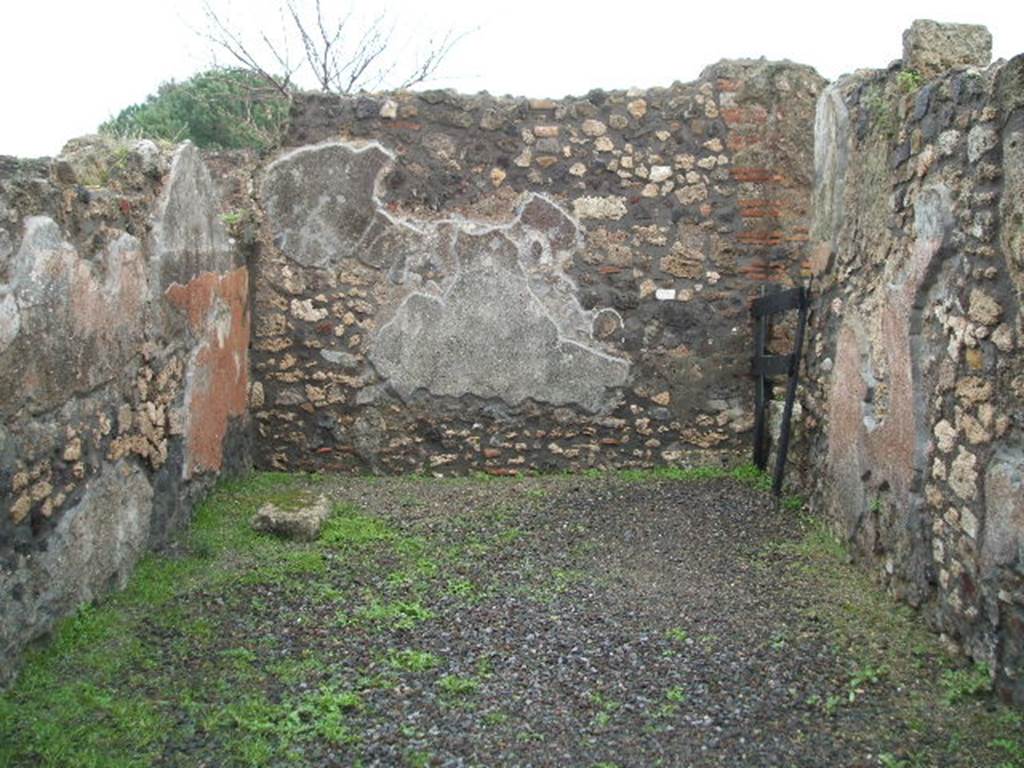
205 683 361 758
406 749 434 767
438 675 480 696
665 686 687 703
474 656 495 677
445 577 477 599
697 633 718 651
940 662 992 704
848 663 887 701
587 691 621 728
515 727 544 743
644 685 688 722
781 493 805 512
665 627 689 643
824 694 842 717
354 599 434 630
552 567 585 591
482 710 509 726
990 733 1024 768
387 649 442 672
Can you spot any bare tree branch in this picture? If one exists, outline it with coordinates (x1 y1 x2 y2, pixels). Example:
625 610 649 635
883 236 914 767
200 0 297 97
198 1 467 96
397 28 469 90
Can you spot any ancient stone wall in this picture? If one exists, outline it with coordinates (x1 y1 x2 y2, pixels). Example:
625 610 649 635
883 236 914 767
801 22 1024 704
0 138 251 681
249 60 824 475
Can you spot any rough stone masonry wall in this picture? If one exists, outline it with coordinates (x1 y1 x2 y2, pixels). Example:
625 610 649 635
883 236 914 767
249 59 824 475
801 21 1024 704
0 138 251 681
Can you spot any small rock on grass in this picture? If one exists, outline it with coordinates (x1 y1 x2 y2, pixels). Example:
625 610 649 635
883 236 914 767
250 495 330 541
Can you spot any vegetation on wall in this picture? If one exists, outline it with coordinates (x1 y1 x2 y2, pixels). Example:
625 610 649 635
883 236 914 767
99 68 289 150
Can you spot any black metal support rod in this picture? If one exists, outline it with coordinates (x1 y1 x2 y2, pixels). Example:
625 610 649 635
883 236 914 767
771 287 808 496
752 287 768 470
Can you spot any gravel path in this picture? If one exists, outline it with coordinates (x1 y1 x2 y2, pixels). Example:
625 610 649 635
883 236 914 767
2 472 1016 767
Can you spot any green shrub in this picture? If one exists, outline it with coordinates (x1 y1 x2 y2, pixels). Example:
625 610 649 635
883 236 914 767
100 68 289 150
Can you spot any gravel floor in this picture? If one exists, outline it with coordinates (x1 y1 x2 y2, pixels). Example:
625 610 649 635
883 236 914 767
1 472 1017 768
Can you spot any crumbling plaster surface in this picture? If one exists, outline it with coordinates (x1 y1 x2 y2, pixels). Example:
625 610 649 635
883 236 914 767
262 141 629 413
166 266 250 478
802 28 1024 704
0 461 153 669
0 141 250 683
825 183 954 604
0 219 147 415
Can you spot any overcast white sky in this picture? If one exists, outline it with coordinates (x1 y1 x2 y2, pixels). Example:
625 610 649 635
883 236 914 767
1 0 1021 157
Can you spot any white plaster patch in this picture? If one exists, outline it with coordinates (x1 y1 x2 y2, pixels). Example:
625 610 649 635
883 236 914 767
0 291 20 353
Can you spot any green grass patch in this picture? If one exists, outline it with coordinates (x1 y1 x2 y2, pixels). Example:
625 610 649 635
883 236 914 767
0 676 168 768
941 662 992 705
665 686 687 703
321 503 397 549
202 683 360 760
482 710 509 726
353 600 434 630
445 577 478 599
437 675 480 697
587 691 621 729
665 626 689 644
0 471 337 767
386 649 442 673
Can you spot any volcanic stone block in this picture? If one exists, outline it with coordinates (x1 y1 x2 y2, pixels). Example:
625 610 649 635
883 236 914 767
251 495 331 541
902 20 992 81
